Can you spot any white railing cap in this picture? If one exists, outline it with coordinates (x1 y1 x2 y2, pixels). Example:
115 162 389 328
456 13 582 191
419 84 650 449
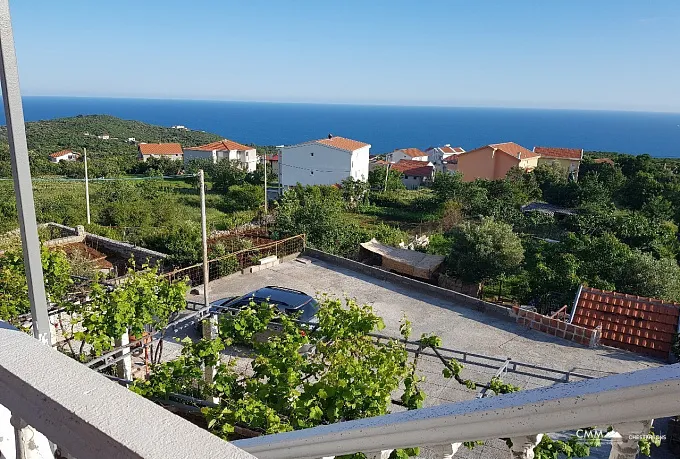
0 322 255 459
235 363 680 459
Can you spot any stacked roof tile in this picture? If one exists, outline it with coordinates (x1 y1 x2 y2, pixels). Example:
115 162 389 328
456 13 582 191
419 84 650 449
572 286 680 359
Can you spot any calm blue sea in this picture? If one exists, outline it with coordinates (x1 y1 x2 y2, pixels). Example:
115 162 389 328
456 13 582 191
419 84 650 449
4 96 680 157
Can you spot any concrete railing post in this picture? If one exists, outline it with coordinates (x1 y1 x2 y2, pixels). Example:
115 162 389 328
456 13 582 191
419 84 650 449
509 434 543 459
430 443 462 459
10 415 52 459
608 420 652 459
115 330 132 380
364 450 393 459
0 404 15 459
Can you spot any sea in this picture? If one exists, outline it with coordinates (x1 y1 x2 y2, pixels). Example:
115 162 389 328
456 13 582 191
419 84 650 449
4 96 680 157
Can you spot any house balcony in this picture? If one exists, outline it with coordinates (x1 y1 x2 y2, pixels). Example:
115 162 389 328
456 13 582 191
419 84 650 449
2 320 680 459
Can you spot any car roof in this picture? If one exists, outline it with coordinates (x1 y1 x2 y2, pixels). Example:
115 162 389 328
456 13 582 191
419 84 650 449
244 286 313 309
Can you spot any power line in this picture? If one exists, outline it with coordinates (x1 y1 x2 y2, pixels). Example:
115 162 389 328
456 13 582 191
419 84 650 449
0 174 195 182
279 163 350 173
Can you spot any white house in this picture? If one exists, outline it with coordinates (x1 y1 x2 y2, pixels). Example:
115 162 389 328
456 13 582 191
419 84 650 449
97 134 110 140
386 148 428 163
424 144 465 164
138 143 184 161
279 135 370 187
49 149 79 163
183 139 257 172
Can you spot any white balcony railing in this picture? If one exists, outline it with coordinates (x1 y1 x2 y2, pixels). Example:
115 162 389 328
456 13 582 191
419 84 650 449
2 316 679 459
233 362 680 459
0 321 256 459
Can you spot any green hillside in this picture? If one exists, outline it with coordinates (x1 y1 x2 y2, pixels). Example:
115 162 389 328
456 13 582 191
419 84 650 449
0 115 228 177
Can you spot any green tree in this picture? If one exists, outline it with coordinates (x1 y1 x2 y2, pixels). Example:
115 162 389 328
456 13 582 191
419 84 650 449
74 266 187 358
274 185 364 255
341 177 370 211
0 247 72 322
222 184 264 212
446 218 524 284
134 296 420 455
368 165 405 191
431 171 464 202
211 160 248 194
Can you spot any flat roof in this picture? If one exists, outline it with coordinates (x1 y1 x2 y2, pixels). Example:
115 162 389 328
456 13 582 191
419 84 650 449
186 257 658 380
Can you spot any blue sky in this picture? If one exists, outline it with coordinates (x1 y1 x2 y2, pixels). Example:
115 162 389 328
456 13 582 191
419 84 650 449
9 0 680 112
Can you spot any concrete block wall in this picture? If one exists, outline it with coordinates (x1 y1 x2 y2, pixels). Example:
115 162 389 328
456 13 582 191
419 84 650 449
304 248 514 321
43 222 168 268
512 306 601 348
42 224 85 247
85 233 167 267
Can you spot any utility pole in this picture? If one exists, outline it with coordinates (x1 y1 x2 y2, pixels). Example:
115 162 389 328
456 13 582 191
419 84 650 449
0 0 51 345
84 147 91 224
263 153 268 214
383 162 391 192
198 169 209 310
199 169 218 402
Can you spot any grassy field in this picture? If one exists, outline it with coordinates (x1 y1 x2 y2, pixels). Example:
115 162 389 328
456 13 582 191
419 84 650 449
0 177 251 235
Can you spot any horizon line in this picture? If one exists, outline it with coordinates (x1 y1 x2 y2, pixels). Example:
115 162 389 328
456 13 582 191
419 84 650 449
17 94 680 116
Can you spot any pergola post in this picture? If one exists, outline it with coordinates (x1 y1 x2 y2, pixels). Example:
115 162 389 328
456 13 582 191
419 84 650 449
0 0 51 345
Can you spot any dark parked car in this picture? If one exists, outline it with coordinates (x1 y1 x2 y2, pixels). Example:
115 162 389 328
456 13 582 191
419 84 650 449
198 286 319 336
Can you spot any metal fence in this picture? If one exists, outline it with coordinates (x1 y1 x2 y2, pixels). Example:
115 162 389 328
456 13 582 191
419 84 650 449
164 234 306 286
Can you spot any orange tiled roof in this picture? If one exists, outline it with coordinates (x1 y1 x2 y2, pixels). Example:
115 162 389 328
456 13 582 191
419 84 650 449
572 286 680 359
186 139 252 151
594 158 615 166
49 149 77 158
395 147 428 158
316 136 370 152
440 145 465 154
390 159 434 177
138 143 183 155
490 142 539 159
534 146 583 160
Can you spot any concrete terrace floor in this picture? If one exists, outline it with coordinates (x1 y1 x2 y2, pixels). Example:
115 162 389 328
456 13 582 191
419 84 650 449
172 256 671 458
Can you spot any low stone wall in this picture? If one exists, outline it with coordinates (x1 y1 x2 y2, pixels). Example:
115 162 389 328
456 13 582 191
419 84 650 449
43 225 86 248
512 306 601 348
85 233 167 267
437 274 481 297
304 248 513 321
43 223 168 268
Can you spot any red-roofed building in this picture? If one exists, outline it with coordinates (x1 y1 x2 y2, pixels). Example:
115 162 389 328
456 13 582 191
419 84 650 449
386 148 429 164
183 139 257 171
137 143 184 162
535 146 584 178
424 144 465 165
391 159 435 189
49 149 79 163
278 134 371 187
456 142 539 182
571 286 680 360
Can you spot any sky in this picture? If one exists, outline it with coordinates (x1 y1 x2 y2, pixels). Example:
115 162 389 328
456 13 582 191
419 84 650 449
8 0 680 112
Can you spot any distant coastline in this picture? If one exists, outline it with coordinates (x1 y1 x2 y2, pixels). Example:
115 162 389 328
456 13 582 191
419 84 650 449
3 96 680 157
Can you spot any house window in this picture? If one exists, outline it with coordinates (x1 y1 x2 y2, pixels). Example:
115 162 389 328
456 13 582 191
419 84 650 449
311 152 314 157
311 171 314 175
404 175 409 179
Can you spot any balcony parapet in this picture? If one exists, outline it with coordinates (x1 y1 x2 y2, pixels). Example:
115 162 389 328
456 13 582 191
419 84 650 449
234 363 680 459
0 321 255 459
